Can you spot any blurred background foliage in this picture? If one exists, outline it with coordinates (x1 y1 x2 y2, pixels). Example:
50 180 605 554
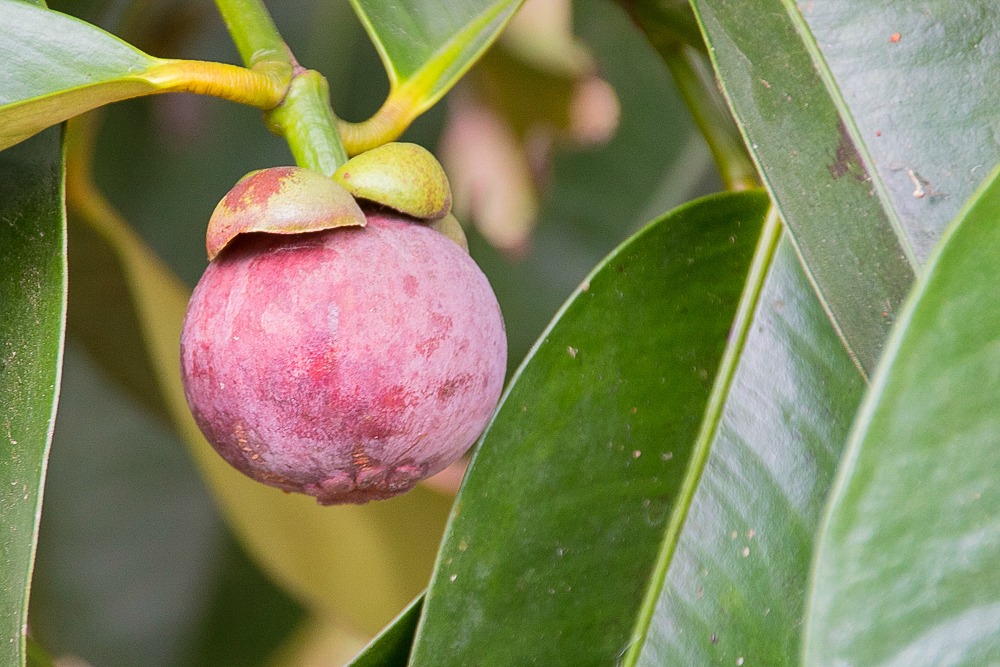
29 0 719 663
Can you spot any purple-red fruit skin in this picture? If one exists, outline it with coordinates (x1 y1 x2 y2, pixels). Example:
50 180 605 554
180 215 506 504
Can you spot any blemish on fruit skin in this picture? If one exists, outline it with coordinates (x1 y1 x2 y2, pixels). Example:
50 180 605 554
403 274 419 297
416 334 444 357
222 166 293 213
379 384 414 410
416 312 454 357
356 465 389 488
437 373 473 401
431 312 454 334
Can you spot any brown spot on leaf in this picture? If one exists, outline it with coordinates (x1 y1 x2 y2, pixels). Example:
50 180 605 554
828 120 870 182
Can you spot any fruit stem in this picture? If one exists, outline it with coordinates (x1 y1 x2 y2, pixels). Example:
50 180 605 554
215 0 349 173
266 70 350 175
624 5 759 191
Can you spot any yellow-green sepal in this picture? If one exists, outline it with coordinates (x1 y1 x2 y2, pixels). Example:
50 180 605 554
427 213 469 253
333 143 452 221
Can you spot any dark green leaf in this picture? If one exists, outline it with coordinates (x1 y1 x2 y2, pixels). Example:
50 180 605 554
617 0 706 54
183 533 305 667
347 596 422 667
408 191 769 664
29 340 234 667
801 2 1000 265
632 233 864 665
804 168 1000 664
0 128 67 667
689 0 915 375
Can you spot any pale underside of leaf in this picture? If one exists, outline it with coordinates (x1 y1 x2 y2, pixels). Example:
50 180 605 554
0 0 162 151
0 2 279 152
348 0 523 115
1 80 158 152
804 168 1000 664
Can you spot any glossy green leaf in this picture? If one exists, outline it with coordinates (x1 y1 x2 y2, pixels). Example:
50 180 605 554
347 596 422 667
355 228 865 667
343 0 522 143
65 145 452 637
801 2 1000 265
408 191 769 664
804 168 1000 663
689 0 915 375
632 233 863 665
0 0 214 151
0 128 67 666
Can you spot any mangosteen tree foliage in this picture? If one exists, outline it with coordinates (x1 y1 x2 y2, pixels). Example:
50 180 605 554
3 0 1000 665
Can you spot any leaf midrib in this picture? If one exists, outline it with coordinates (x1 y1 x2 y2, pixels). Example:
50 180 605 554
621 206 782 664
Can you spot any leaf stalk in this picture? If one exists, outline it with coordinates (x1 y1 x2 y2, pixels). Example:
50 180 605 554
622 1 758 191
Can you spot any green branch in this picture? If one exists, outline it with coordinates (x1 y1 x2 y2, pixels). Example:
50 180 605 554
213 0 348 173
213 0 292 75
266 71 349 175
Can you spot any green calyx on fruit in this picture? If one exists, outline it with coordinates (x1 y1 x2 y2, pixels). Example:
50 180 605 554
206 166 366 260
333 142 452 221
